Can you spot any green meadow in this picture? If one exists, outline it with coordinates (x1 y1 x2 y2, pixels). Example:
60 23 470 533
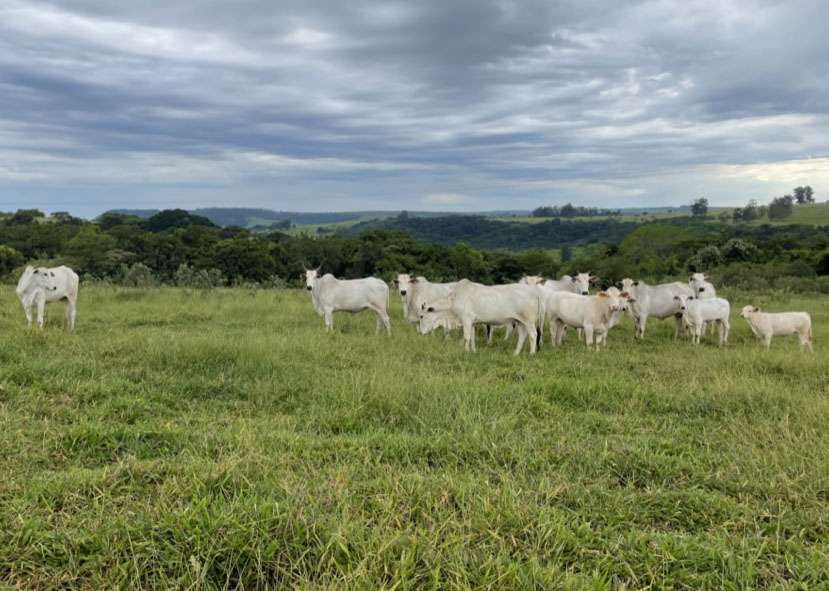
1 286 828 589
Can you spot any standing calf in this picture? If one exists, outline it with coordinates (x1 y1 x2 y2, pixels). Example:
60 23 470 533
675 294 730 346
739 306 812 352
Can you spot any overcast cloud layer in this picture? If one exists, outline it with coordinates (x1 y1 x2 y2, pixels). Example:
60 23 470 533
1 0 828 216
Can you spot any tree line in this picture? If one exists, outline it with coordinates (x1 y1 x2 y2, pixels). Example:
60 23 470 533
531 203 622 218
1 207 828 293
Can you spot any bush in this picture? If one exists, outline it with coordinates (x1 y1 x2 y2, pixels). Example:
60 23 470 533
687 245 723 271
120 263 157 288
174 264 226 289
721 239 758 262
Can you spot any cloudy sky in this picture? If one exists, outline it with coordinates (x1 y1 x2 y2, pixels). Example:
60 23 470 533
1 0 828 217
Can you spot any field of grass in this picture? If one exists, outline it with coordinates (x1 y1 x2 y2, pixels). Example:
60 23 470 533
2 286 828 589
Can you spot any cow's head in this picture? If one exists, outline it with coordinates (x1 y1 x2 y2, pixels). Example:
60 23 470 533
605 287 632 312
739 305 760 318
688 272 709 294
620 278 637 293
304 268 320 290
598 290 623 313
417 304 443 335
673 294 691 312
572 272 593 295
395 273 413 297
29 267 59 291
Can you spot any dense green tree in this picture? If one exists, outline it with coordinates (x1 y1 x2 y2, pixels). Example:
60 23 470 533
690 198 709 217
768 195 794 219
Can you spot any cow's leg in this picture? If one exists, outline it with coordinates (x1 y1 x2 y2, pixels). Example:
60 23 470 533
69 299 77 331
504 322 513 341
801 332 813 353
485 324 493 345
371 306 391 335
583 325 594 350
764 334 772 350
324 309 334 332
36 297 46 329
513 324 526 355
673 315 683 340
22 300 33 327
638 314 648 340
520 321 536 354
63 302 70 330
462 321 475 352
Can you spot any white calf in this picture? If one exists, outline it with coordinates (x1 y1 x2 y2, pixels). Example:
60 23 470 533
675 294 730 346
739 305 812 352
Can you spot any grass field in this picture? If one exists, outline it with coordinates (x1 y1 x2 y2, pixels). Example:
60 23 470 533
2 286 828 589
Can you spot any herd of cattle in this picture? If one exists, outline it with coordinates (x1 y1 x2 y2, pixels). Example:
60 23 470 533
303 269 814 354
14 264 813 354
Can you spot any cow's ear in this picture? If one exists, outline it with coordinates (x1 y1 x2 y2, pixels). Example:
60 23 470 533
51 272 55 277
632 280 639 286
627 297 636 303
753 306 760 312
33 269 39 274
570 277 576 282
410 277 419 283
598 291 608 297
688 275 693 282
427 306 435 312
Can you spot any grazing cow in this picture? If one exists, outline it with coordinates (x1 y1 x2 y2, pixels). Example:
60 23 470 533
739 305 812 352
304 269 391 334
620 278 693 340
674 294 730 346
419 279 540 355
16 265 79 330
395 275 457 325
546 291 625 351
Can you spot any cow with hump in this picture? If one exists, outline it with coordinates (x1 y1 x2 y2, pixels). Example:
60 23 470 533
17 265 79 330
304 269 391 335
620 278 693 340
545 290 626 351
418 279 540 355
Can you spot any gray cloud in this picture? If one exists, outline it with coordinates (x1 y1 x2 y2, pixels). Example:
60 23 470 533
1 0 827 217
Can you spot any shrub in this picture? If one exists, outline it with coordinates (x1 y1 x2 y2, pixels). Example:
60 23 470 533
120 263 157 288
174 264 226 289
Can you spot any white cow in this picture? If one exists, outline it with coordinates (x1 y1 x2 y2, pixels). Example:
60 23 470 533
542 272 595 296
739 305 812 352
16 265 79 330
597 286 630 346
419 279 540 355
395 274 457 324
674 294 730 346
620 278 693 340
546 291 625 351
689 272 716 298
304 269 391 334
